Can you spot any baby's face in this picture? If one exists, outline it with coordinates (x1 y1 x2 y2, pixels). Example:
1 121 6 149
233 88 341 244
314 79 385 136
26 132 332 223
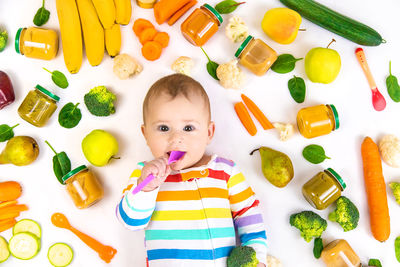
142 93 215 170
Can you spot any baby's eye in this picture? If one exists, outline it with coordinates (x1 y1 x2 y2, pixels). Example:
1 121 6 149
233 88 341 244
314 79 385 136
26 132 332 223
183 125 195 132
158 125 169 132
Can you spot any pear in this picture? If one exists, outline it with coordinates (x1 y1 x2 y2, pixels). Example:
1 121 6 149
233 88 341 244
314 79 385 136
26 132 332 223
250 146 294 188
0 136 39 166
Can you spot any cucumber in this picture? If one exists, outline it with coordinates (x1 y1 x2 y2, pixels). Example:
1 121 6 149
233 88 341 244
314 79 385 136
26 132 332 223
48 243 73 267
279 0 384 46
8 232 40 260
13 219 41 238
0 236 10 263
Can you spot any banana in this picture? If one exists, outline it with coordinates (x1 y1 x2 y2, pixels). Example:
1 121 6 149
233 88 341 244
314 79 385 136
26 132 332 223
105 24 121 57
55 0 83 74
76 0 105 66
115 0 132 25
92 0 116 29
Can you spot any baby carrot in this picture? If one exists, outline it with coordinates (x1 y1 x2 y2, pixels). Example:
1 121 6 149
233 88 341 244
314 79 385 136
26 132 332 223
139 28 158 45
241 94 274 130
234 102 257 136
153 32 170 48
361 136 390 242
0 181 22 201
132 18 154 37
0 200 18 209
0 204 28 215
167 0 197 26
0 218 17 232
142 41 163 61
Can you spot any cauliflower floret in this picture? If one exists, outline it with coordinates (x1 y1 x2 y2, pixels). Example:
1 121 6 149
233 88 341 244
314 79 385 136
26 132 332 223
379 134 400 168
216 59 245 89
267 255 282 267
113 53 142 80
273 122 294 141
171 56 194 76
225 16 249 43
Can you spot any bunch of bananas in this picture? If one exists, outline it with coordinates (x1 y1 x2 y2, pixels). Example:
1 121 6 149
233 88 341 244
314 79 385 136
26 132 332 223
56 0 131 74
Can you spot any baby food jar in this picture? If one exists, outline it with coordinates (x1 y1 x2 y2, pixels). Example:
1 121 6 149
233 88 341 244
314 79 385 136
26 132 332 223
235 35 278 76
302 168 346 210
18 85 59 127
62 165 104 209
181 4 223 46
136 0 156 8
297 104 339 139
321 239 361 267
15 27 59 60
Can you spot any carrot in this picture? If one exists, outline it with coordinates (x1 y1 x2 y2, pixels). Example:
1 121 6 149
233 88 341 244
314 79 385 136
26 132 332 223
139 27 158 45
0 204 28 215
0 218 17 232
0 211 19 220
132 18 154 37
142 41 163 61
234 102 257 136
167 0 197 26
154 0 192 24
361 136 390 242
241 94 274 130
0 200 18 209
153 32 170 48
0 181 22 201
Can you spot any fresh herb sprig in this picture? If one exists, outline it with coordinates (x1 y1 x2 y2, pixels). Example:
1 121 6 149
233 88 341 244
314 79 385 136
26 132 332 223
302 144 330 164
271 54 303 74
33 0 50 26
43 67 69 89
200 47 219 80
58 103 82 129
288 75 306 103
45 140 71 184
215 0 246 14
0 124 19 142
386 61 400 102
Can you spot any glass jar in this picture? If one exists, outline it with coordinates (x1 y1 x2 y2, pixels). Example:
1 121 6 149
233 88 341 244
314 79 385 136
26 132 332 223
302 168 346 210
181 4 223 46
18 85 59 127
297 104 339 139
15 27 58 60
321 239 361 267
136 0 156 8
0 71 15 110
235 35 278 76
62 165 104 209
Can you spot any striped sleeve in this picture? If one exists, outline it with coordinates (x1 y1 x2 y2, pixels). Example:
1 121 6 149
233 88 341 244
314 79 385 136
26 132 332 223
116 162 159 231
227 165 267 265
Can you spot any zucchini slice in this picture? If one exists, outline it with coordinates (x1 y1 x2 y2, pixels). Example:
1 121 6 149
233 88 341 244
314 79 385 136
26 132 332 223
8 232 40 260
0 236 10 263
48 243 73 267
13 219 42 238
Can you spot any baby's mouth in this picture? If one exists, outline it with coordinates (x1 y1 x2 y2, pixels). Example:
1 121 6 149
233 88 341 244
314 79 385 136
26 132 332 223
167 150 186 164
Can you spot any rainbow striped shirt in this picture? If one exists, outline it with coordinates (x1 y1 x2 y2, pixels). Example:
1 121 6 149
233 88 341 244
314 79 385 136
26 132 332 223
116 155 267 266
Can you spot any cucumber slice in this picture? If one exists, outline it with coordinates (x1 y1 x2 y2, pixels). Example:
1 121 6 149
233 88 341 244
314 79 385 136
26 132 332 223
8 232 40 260
0 236 10 263
13 219 42 238
48 243 73 267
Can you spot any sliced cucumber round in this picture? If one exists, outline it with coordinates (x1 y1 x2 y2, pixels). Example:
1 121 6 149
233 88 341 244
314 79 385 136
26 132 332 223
48 243 73 267
13 219 41 238
8 232 40 260
0 236 10 263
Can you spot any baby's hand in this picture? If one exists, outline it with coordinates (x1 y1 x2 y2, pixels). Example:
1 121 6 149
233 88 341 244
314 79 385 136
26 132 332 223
137 156 171 192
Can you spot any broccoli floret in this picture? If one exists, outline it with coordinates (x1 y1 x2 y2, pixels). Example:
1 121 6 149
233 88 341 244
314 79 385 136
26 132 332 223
328 196 359 232
0 29 8 52
289 210 327 242
390 182 400 205
84 86 116 116
227 246 259 267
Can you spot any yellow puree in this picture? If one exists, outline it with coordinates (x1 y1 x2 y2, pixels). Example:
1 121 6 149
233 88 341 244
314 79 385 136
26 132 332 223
321 239 361 267
239 38 277 76
297 104 336 138
19 27 58 60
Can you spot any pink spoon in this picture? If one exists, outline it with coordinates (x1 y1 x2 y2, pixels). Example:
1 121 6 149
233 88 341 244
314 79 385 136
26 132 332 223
355 48 386 111
131 151 185 194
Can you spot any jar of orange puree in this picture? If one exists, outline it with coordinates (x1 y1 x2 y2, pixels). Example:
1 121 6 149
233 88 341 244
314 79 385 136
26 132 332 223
181 4 223 46
297 104 339 139
15 27 58 60
321 239 361 267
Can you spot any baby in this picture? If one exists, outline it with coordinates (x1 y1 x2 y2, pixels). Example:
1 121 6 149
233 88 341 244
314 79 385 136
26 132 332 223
116 74 267 266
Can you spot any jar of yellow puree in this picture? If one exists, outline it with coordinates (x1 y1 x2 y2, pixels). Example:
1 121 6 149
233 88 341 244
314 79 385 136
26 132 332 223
62 165 104 209
297 104 339 139
15 27 58 60
18 85 59 127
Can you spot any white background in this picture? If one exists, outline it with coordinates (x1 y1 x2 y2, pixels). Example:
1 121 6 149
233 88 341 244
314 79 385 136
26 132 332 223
1 0 400 266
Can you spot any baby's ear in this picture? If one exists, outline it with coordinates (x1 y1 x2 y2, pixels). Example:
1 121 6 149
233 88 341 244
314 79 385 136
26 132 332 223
141 124 146 137
207 121 215 144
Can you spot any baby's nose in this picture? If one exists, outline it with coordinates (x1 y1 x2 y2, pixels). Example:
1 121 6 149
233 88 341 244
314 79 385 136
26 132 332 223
169 131 183 144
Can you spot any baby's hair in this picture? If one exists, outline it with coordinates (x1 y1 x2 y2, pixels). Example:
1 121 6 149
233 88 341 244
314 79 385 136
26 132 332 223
143 73 211 123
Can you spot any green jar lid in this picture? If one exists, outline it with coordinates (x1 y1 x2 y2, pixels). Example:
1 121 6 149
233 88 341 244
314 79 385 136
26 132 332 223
62 165 88 184
35 84 60 102
235 35 254 58
325 168 346 190
328 104 339 130
203 4 223 25
15 28 23 54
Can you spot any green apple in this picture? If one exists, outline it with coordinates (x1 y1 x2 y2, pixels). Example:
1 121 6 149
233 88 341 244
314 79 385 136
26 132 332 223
82 129 119 167
305 40 341 84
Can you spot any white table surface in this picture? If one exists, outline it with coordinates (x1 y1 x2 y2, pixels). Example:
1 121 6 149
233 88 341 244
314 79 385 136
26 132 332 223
1 0 400 266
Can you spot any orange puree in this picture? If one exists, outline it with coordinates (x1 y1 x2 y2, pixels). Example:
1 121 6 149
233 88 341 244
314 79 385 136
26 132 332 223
321 239 361 267
15 27 58 60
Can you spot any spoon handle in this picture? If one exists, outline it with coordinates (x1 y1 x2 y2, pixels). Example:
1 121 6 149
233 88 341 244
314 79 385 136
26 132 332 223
355 48 377 90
